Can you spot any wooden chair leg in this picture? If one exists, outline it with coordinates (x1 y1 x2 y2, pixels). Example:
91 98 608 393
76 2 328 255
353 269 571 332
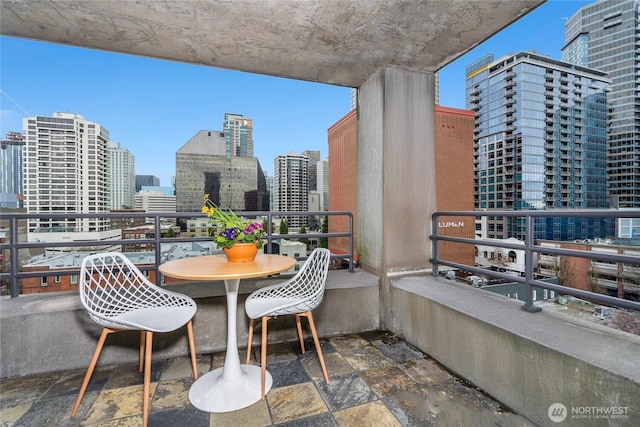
139 330 145 372
142 331 153 427
301 311 329 384
246 318 255 364
71 328 114 417
186 320 198 380
260 316 269 399
295 315 305 353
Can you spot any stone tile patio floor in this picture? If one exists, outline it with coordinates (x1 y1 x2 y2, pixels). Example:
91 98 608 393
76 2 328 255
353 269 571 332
1 331 534 426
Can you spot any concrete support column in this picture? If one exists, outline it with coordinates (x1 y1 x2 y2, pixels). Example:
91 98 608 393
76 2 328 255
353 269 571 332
357 66 437 326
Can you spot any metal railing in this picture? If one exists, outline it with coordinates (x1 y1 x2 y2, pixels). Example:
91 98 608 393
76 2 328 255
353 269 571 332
431 209 640 313
0 210 355 298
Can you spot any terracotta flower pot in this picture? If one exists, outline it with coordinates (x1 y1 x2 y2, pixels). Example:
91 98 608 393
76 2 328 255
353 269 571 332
223 242 259 262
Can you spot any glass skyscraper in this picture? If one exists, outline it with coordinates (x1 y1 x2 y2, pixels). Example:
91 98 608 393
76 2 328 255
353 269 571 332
223 113 253 158
562 0 640 208
466 52 613 241
0 132 25 208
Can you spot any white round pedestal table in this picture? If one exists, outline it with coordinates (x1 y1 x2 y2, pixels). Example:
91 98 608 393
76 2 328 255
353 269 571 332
159 253 296 412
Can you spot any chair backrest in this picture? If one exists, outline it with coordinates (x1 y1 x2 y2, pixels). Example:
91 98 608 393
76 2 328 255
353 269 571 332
285 247 331 311
79 252 188 330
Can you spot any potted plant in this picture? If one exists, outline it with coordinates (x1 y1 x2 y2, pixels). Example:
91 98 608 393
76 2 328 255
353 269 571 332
202 194 265 262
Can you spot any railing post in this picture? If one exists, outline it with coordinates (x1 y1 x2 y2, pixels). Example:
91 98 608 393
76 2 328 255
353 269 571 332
10 216 19 297
265 212 273 254
522 213 541 313
349 212 354 272
154 214 162 283
431 212 439 276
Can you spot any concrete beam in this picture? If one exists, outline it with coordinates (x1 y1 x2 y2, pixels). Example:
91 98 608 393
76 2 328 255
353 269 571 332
0 0 545 87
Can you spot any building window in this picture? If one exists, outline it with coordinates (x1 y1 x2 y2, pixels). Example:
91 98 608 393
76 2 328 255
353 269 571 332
41 277 48 287
54 275 61 283
70 275 78 285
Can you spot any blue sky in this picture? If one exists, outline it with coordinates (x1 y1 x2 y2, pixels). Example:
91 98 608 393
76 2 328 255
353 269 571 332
1 0 592 186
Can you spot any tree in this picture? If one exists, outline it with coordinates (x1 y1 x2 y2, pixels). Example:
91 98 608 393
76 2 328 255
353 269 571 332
279 219 288 235
165 228 176 238
299 225 308 245
319 216 328 248
307 215 320 231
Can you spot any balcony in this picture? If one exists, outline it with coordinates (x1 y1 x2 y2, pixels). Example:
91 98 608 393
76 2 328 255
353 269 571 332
0 328 540 426
2 210 640 426
1 2 637 423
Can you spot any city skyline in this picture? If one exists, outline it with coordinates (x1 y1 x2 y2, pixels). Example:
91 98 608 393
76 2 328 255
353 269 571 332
1 0 592 186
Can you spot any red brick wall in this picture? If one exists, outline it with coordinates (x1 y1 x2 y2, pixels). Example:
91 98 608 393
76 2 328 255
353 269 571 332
328 109 358 261
21 265 159 294
434 105 476 267
326 105 476 267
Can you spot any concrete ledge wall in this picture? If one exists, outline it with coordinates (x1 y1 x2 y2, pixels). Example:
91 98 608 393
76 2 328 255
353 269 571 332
387 275 640 427
0 270 379 379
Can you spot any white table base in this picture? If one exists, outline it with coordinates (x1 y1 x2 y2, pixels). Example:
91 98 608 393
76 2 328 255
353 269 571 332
189 278 271 412
189 364 272 412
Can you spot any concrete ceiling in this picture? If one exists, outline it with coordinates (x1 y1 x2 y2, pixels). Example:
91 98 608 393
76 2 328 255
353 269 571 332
0 0 545 88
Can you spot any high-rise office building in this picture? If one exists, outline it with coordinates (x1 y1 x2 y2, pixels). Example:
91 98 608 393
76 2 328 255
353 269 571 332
317 158 329 211
273 152 308 228
302 150 320 191
135 175 160 192
175 130 268 212
562 0 640 208
223 113 253 158
23 112 110 233
108 142 136 209
0 132 25 208
266 175 273 211
466 52 613 241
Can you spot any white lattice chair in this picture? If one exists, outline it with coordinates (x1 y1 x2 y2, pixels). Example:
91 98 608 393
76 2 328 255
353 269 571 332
245 248 331 398
71 252 198 427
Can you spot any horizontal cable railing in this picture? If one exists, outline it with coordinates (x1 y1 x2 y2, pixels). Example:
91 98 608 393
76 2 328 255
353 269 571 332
431 209 640 313
0 210 354 298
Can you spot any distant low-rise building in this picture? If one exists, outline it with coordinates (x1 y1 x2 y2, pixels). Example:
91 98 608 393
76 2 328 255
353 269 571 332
278 239 306 273
109 209 146 230
135 190 177 225
538 239 640 301
22 241 218 293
